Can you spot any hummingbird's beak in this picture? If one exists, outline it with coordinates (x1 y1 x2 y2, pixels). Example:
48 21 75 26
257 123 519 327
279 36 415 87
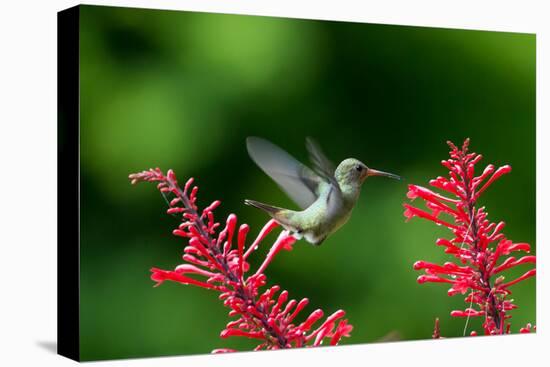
366 168 401 180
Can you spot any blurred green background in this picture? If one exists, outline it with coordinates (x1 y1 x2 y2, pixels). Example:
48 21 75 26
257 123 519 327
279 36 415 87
78 5 536 361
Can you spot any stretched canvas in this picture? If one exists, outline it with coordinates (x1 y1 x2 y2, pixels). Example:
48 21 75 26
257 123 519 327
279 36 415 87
58 4 536 361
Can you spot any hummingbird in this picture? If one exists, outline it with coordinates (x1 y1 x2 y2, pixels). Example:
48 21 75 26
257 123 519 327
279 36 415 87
244 136 401 246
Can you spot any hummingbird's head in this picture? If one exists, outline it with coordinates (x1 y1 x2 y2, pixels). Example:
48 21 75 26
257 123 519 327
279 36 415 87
335 158 401 186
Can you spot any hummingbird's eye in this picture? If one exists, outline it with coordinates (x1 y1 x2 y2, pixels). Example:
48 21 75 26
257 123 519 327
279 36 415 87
355 165 363 172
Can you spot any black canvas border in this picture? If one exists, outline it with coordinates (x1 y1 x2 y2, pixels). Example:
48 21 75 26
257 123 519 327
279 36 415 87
57 5 80 362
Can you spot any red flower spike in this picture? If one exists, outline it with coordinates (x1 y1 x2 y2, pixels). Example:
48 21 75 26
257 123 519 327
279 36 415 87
129 168 352 351
404 140 535 336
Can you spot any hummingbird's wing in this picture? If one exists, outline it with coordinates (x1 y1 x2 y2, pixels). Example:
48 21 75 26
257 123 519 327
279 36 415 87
305 137 346 225
246 137 327 209
305 137 339 188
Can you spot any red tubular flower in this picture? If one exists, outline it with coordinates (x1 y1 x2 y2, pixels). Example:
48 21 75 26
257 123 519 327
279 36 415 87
404 139 536 336
129 168 352 351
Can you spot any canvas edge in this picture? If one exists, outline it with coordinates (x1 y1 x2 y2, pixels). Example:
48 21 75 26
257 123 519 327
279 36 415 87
57 4 80 362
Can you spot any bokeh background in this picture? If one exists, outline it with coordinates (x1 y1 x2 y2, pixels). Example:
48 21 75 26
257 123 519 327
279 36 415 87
78 5 536 361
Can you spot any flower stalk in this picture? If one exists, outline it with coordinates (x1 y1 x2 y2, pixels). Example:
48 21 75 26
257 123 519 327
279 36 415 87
129 168 352 351
404 139 535 336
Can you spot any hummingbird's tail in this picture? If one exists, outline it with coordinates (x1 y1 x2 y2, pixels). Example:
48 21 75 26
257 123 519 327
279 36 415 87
244 199 284 216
